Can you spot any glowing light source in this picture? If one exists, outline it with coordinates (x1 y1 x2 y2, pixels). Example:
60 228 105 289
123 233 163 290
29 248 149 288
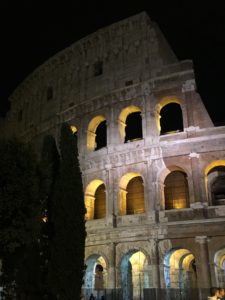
70 125 77 134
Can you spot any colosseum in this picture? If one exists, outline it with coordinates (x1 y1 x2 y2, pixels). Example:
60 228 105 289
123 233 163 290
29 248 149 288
1 11 225 300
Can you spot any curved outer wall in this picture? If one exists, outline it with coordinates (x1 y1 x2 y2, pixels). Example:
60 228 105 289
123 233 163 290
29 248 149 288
1 11 225 298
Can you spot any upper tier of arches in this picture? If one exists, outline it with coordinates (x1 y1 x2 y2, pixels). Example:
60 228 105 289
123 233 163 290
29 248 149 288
72 96 189 152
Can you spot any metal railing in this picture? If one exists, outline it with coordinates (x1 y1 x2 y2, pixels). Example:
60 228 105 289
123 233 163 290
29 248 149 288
82 288 209 300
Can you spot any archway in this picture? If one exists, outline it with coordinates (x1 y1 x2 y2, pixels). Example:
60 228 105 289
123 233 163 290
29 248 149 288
155 97 183 135
85 179 106 220
120 250 150 300
87 115 107 151
84 254 107 299
164 248 197 298
214 248 225 286
125 112 143 143
118 106 142 143
119 173 145 215
164 170 189 209
205 161 225 206
160 103 183 135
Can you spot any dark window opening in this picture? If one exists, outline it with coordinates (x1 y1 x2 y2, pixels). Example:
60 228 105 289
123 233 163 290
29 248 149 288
95 264 103 272
160 103 183 135
94 61 103 76
125 112 142 143
18 110 23 121
95 120 107 150
125 80 133 86
47 86 53 101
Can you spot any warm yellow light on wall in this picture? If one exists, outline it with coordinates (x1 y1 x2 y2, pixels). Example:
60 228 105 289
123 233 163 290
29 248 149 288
129 251 146 272
85 179 104 220
204 160 225 202
119 172 141 190
214 248 225 268
118 106 141 142
219 254 225 269
155 96 182 134
182 253 194 271
87 115 106 150
170 249 190 269
173 199 186 209
119 172 141 215
205 160 225 176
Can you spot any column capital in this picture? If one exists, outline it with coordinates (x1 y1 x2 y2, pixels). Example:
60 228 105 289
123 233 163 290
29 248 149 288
195 235 208 244
182 79 196 92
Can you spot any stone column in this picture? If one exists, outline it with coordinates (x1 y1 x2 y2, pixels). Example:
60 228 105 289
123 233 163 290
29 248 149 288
105 167 114 227
142 84 151 141
143 89 159 145
195 236 211 288
152 181 164 211
107 242 117 290
189 153 203 204
150 240 161 289
145 158 153 213
107 106 121 150
182 79 196 128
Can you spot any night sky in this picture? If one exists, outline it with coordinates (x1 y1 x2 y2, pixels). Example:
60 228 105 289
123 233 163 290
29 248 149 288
1 1 225 125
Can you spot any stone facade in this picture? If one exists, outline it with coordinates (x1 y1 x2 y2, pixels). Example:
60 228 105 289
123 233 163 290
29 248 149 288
1 11 225 300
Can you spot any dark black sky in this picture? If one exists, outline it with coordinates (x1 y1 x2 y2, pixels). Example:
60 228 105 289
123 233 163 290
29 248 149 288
1 1 225 125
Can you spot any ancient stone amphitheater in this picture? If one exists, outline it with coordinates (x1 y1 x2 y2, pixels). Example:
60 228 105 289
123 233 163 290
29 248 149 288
1 11 225 300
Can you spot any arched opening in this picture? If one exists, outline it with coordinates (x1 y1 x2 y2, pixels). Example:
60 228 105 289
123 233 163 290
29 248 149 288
85 180 106 220
207 166 225 206
164 171 189 210
155 97 184 136
118 106 142 143
87 116 107 151
127 176 144 215
214 248 225 287
94 183 106 219
160 103 183 135
120 250 150 300
119 173 145 215
125 112 143 143
84 254 107 299
164 248 197 298
95 120 107 150
205 160 225 205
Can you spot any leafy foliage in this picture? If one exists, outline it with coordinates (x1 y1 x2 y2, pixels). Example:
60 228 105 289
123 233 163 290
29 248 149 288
39 135 60 299
49 123 86 299
0 138 42 297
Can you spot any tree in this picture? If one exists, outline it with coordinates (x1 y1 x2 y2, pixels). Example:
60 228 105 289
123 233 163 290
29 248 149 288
49 123 86 299
39 135 60 299
0 138 42 298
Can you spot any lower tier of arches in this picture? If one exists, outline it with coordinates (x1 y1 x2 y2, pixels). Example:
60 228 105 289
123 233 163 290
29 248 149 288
83 236 225 300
